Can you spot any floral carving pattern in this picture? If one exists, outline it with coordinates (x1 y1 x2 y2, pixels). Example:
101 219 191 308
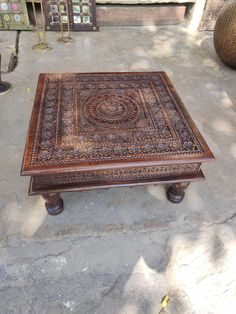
33 163 200 189
30 73 204 166
84 93 140 128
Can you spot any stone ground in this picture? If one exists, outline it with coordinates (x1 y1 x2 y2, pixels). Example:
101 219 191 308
0 26 236 314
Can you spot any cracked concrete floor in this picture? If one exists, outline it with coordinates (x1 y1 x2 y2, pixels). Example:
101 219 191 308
0 26 236 314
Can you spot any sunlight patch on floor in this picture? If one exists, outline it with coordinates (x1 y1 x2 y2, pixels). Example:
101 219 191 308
230 143 236 160
131 59 151 70
186 185 204 211
211 118 234 136
142 25 160 33
221 91 234 108
2 196 47 239
170 227 236 314
147 185 166 202
203 58 220 70
21 198 47 238
119 256 167 314
152 39 176 58
132 256 157 277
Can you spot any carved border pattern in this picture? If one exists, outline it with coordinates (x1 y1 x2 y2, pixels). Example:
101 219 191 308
33 163 200 188
31 73 204 166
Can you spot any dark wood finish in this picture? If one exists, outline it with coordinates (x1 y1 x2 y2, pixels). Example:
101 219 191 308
96 4 186 27
29 169 205 194
166 182 190 203
42 193 64 215
21 72 214 215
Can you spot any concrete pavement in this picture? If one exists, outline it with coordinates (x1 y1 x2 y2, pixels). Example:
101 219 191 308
0 26 236 313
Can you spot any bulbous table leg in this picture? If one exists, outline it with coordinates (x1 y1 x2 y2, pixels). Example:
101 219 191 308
42 193 64 215
166 182 190 203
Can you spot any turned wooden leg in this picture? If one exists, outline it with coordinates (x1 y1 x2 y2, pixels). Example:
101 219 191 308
166 182 190 203
42 193 64 215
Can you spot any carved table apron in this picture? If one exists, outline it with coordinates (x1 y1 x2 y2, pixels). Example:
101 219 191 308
21 72 215 215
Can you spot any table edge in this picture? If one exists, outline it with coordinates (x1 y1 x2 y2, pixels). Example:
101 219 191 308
21 72 215 176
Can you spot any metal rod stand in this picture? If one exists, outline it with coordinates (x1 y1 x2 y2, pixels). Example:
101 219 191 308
0 54 11 95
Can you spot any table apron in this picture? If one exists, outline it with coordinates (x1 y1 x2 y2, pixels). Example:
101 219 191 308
29 162 203 194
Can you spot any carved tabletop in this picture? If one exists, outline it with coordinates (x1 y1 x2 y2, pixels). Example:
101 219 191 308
21 72 214 215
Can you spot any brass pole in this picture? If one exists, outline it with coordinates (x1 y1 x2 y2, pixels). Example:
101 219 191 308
32 0 42 44
65 0 72 37
40 0 46 44
57 0 74 44
59 12 64 40
32 0 52 51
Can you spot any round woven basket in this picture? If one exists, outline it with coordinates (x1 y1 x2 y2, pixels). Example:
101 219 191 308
214 0 236 69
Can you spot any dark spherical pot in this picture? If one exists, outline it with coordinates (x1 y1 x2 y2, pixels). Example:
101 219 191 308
213 0 236 69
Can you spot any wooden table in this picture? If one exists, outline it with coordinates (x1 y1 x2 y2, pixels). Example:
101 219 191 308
21 72 215 215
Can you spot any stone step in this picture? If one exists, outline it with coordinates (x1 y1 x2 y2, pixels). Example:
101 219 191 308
97 4 187 26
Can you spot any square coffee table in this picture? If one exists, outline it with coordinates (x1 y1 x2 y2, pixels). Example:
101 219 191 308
21 72 214 215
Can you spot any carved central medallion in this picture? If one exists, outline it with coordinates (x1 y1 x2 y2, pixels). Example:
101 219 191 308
22 72 211 170
84 93 140 128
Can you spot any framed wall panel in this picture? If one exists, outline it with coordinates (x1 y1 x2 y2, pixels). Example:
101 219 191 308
44 0 98 31
0 0 32 29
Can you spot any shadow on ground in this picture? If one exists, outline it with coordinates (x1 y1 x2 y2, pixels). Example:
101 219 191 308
0 25 236 314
